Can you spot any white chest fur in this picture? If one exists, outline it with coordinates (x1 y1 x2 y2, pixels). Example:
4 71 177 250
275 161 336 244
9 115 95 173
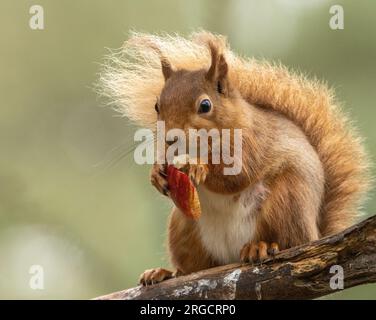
196 183 266 265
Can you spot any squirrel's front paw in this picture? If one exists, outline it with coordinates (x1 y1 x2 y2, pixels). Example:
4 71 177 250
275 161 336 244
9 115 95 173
150 163 169 196
240 241 279 263
139 268 174 286
171 155 209 186
187 162 209 186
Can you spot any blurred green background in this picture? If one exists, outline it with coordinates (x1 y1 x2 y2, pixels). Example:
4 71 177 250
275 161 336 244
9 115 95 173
0 0 375 299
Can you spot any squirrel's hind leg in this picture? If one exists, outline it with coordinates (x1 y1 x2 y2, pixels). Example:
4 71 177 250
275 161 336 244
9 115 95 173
139 268 176 286
251 166 321 253
240 241 279 263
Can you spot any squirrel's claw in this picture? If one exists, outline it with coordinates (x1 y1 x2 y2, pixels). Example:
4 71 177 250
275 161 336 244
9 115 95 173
240 241 279 264
139 268 173 286
150 163 170 197
171 155 209 186
188 163 209 186
178 159 208 186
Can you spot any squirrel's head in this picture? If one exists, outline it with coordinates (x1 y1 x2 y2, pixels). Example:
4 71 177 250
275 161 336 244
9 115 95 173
155 42 245 135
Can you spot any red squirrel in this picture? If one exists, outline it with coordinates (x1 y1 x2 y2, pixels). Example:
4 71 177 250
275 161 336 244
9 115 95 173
99 31 370 285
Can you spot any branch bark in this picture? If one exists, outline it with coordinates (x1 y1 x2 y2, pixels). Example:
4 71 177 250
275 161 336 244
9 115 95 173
95 215 376 300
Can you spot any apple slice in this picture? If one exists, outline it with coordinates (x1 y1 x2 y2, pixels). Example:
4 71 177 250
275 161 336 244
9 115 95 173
167 165 201 220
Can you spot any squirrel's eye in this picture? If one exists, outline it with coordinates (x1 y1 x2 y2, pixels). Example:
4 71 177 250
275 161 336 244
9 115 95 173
155 103 159 113
198 99 212 114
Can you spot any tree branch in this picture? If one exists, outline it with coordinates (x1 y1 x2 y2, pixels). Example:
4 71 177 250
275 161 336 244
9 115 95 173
95 215 376 300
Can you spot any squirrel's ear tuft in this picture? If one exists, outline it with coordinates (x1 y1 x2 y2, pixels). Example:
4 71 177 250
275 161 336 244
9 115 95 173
206 41 229 95
161 57 174 81
141 39 174 81
206 41 219 82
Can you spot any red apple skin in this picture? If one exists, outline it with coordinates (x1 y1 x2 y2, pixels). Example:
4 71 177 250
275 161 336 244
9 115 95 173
167 165 201 220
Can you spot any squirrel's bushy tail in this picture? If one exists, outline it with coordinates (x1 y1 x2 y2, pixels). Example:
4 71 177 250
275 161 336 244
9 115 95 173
231 58 370 235
99 31 370 236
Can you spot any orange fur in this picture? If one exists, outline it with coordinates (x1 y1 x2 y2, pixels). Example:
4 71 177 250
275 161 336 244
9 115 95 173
99 31 371 279
168 207 214 273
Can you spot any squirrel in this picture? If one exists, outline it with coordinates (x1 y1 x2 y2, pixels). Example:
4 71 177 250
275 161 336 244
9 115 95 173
99 31 370 285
